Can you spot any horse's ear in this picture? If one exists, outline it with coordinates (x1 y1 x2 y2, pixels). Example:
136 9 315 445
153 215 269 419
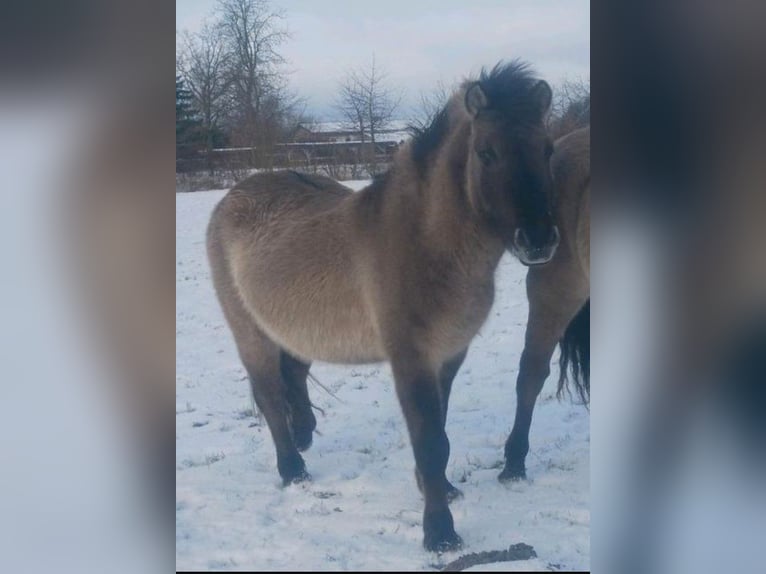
533 80 553 117
465 82 488 117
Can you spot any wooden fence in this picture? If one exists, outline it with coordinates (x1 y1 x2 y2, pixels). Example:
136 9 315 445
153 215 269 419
176 140 401 174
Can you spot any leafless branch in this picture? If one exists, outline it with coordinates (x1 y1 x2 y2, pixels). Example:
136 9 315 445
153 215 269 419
548 76 590 138
412 79 455 130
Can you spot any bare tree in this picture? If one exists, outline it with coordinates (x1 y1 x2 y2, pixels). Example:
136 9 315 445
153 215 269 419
178 22 230 173
549 76 590 138
336 68 368 143
216 0 289 163
335 55 401 173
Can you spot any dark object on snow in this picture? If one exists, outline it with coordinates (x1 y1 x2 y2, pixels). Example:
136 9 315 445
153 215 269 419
441 543 538 571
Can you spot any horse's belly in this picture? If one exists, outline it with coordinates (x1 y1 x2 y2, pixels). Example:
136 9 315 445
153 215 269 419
262 309 385 364
240 273 385 364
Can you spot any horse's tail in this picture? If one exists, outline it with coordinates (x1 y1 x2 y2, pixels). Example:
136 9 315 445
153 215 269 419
557 299 590 405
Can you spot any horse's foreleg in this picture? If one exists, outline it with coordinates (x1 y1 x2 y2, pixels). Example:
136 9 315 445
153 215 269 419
499 342 557 481
416 348 469 502
391 352 462 552
500 271 584 482
438 348 468 423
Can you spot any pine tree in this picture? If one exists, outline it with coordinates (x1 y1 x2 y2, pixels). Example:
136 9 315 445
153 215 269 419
176 75 203 159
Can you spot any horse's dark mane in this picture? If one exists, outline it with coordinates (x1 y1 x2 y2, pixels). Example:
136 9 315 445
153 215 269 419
409 106 450 174
355 169 389 221
408 60 542 174
476 60 542 126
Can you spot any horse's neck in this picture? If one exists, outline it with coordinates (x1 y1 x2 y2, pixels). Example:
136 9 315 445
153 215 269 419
414 130 505 277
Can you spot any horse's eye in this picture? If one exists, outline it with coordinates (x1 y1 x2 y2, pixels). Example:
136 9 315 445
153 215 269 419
544 142 554 159
477 148 496 165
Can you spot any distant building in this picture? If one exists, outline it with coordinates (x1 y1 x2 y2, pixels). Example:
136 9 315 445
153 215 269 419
292 122 358 143
291 120 411 145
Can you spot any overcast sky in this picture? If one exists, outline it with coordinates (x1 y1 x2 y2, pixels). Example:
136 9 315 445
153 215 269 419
177 0 589 119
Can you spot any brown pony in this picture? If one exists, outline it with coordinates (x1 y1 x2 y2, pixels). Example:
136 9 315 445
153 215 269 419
206 62 558 552
500 126 590 481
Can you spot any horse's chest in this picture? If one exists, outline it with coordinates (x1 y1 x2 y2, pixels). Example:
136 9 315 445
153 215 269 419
424 278 495 359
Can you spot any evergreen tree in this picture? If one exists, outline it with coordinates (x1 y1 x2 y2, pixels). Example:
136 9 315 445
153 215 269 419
176 75 202 158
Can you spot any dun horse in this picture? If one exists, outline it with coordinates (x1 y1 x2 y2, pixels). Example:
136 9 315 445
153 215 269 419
500 126 590 481
207 62 559 552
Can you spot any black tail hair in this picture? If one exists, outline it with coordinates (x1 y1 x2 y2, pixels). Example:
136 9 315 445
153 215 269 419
558 299 590 405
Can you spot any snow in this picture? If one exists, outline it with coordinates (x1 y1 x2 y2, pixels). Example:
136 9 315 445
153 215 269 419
339 179 370 191
176 184 590 571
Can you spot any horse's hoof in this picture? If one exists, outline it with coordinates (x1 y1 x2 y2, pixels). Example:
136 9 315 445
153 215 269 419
289 410 317 452
424 531 463 553
293 431 313 452
423 508 462 552
498 465 527 482
278 453 310 485
282 469 311 486
446 483 464 502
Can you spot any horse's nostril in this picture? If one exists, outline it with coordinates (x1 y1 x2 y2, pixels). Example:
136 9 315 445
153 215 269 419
515 226 558 250
514 228 530 249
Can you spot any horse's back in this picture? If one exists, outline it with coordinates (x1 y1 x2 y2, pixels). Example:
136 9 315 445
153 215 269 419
236 170 351 196
222 171 351 219
209 170 354 250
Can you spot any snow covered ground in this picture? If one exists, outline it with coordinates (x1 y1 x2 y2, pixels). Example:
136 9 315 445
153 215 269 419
176 183 590 571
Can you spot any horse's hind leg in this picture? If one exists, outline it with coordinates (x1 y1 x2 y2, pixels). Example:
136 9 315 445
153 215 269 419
280 351 316 452
213 288 308 483
499 268 586 482
208 223 307 484
239 335 309 485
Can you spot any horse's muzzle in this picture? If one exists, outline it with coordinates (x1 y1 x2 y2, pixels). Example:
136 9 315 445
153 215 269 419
513 225 560 266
